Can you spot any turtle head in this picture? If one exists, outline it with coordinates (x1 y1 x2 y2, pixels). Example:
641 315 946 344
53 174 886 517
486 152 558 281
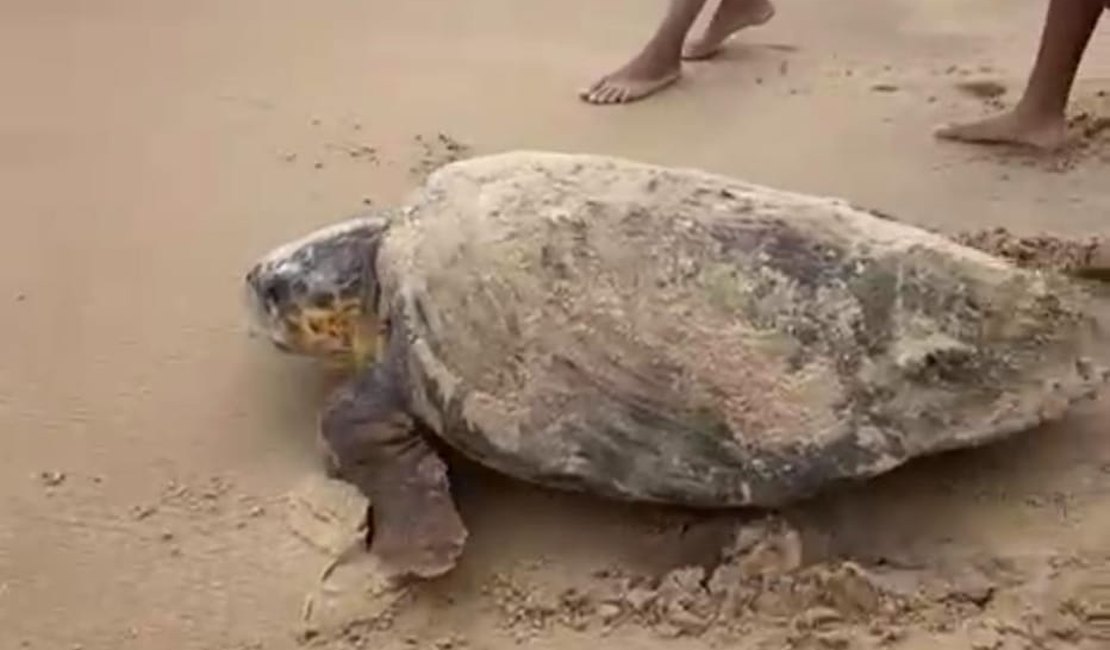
244 214 390 367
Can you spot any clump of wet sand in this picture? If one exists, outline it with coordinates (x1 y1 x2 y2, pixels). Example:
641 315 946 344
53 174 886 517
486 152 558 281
954 227 1108 277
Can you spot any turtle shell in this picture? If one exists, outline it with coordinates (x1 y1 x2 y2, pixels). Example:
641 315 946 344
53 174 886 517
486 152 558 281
375 151 1108 508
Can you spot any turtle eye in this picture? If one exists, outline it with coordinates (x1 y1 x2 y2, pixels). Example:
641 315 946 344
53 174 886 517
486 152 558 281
262 277 291 308
310 292 335 309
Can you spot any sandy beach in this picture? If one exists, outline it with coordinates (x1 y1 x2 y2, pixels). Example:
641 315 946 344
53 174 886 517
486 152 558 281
1 0 1109 648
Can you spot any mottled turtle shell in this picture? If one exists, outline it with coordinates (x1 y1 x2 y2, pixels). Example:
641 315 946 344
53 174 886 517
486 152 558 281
375 152 1108 508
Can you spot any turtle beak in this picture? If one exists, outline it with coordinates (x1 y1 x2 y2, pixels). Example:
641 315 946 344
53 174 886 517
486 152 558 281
242 266 283 345
242 279 266 339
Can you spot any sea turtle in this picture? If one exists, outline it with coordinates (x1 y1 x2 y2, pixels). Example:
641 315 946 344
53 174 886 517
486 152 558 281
244 151 1110 579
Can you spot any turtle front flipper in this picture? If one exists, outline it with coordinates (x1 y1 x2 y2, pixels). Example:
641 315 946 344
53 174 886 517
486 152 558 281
319 340 467 580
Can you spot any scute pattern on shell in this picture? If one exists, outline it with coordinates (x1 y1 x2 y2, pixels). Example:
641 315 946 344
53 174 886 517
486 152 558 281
375 152 1109 507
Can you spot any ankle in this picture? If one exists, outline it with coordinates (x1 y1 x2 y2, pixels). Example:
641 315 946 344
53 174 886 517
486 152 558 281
641 35 685 61
629 44 683 72
1012 98 1066 125
723 0 773 16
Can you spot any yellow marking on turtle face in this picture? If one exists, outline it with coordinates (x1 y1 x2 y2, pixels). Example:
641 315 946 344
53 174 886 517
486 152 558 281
286 298 380 368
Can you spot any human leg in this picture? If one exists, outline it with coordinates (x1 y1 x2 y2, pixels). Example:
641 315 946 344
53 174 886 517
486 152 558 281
581 0 708 105
936 0 1105 149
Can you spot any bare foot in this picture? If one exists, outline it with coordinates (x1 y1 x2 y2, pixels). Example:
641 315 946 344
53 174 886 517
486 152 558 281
580 53 681 105
935 109 1067 150
682 0 776 61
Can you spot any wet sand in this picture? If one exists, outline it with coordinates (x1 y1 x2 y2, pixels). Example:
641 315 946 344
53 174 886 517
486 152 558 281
1 0 1109 648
